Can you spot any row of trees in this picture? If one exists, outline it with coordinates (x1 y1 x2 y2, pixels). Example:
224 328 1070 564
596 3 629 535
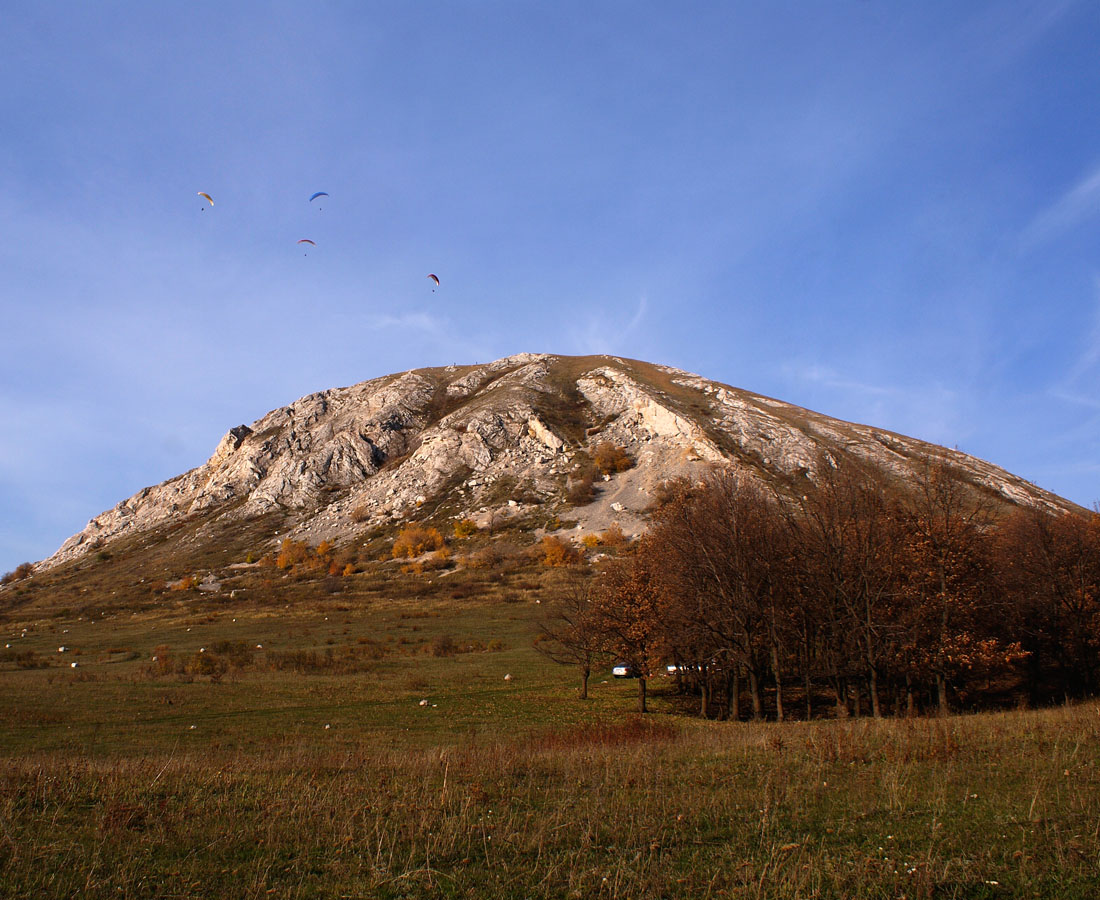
538 458 1100 719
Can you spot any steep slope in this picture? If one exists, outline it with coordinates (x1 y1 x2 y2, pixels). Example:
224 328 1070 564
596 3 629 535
43 353 1077 569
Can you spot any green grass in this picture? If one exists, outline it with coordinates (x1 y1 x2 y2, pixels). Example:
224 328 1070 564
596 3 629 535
4 559 1100 898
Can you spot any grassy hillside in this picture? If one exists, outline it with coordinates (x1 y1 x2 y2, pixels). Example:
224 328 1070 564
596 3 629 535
3 549 1100 899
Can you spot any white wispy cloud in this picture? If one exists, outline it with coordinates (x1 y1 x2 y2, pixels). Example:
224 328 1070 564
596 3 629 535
1048 280 1100 409
365 311 446 333
785 363 894 398
781 360 962 446
1020 163 1100 248
570 294 648 355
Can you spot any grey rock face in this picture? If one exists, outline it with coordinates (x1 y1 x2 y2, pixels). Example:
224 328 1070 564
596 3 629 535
43 353 1077 568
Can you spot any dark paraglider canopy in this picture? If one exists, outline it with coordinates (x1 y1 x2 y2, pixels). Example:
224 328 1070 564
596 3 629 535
427 273 439 291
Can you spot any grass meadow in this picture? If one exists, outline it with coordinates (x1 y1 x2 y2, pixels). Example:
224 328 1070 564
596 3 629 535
3 563 1100 898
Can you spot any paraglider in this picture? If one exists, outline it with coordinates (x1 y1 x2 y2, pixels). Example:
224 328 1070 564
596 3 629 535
197 191 213 209
309 192 329 203
298 238 316 256
427 273 439 292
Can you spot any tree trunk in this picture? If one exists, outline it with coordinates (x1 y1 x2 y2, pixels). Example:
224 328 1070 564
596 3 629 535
700 676 710 719
869 665 881 718
771 644 784 723
748 667 763 721
580 667 589 701
833 677 849 718
935 672 949 716
852 680 862 718
804 672 813 721
637 676 648 714
905 674 916 718
728 670 741 722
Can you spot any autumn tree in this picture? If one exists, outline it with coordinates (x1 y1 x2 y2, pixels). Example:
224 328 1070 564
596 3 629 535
649 471 787 720
788 454 905 718
895 459 1008 715
535 569 607 699
995 507 1100 701
591 538 667 713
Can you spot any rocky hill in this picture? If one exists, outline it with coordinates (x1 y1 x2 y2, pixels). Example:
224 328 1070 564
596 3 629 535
43 353 1077 570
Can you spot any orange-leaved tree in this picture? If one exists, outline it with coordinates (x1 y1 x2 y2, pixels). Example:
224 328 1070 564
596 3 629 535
590 536 667 713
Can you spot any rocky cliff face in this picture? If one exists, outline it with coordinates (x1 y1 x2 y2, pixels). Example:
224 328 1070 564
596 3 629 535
44 353 1075 568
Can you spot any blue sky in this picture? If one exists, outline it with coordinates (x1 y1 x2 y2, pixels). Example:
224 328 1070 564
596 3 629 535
3 1 1099 573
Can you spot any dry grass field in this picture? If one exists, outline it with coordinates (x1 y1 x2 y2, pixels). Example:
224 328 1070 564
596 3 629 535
3 551 1100 898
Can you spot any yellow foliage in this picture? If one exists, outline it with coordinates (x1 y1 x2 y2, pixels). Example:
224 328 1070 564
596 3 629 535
392 525 445 559
453 518 478 539
600 523 627 549
581 534 601 549
540 535 580 567
276 539 312 571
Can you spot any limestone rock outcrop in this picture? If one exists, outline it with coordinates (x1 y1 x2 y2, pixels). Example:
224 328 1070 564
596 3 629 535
43 353 1078 568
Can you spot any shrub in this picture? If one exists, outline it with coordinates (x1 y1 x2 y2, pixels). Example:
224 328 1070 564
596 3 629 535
430 634 458 657
276 539 312 571
540 535 580 567
453 518 478 539
427 546 453 570
13 650 48 669
566 473 596 506
186 651 229 681
594 442 634 475
600 522 627 549
170 576 197 592
150 644 171 675
468 540 525 570
209 641 255 669
392 525 445 559
1 562 34 586
581 534 601 549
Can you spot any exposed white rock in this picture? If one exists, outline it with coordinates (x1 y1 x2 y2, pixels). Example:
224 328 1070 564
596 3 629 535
41 353 1078 569
527 416 564 452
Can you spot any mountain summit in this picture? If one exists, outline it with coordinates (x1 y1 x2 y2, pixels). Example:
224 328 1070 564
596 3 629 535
45 353 1075 569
